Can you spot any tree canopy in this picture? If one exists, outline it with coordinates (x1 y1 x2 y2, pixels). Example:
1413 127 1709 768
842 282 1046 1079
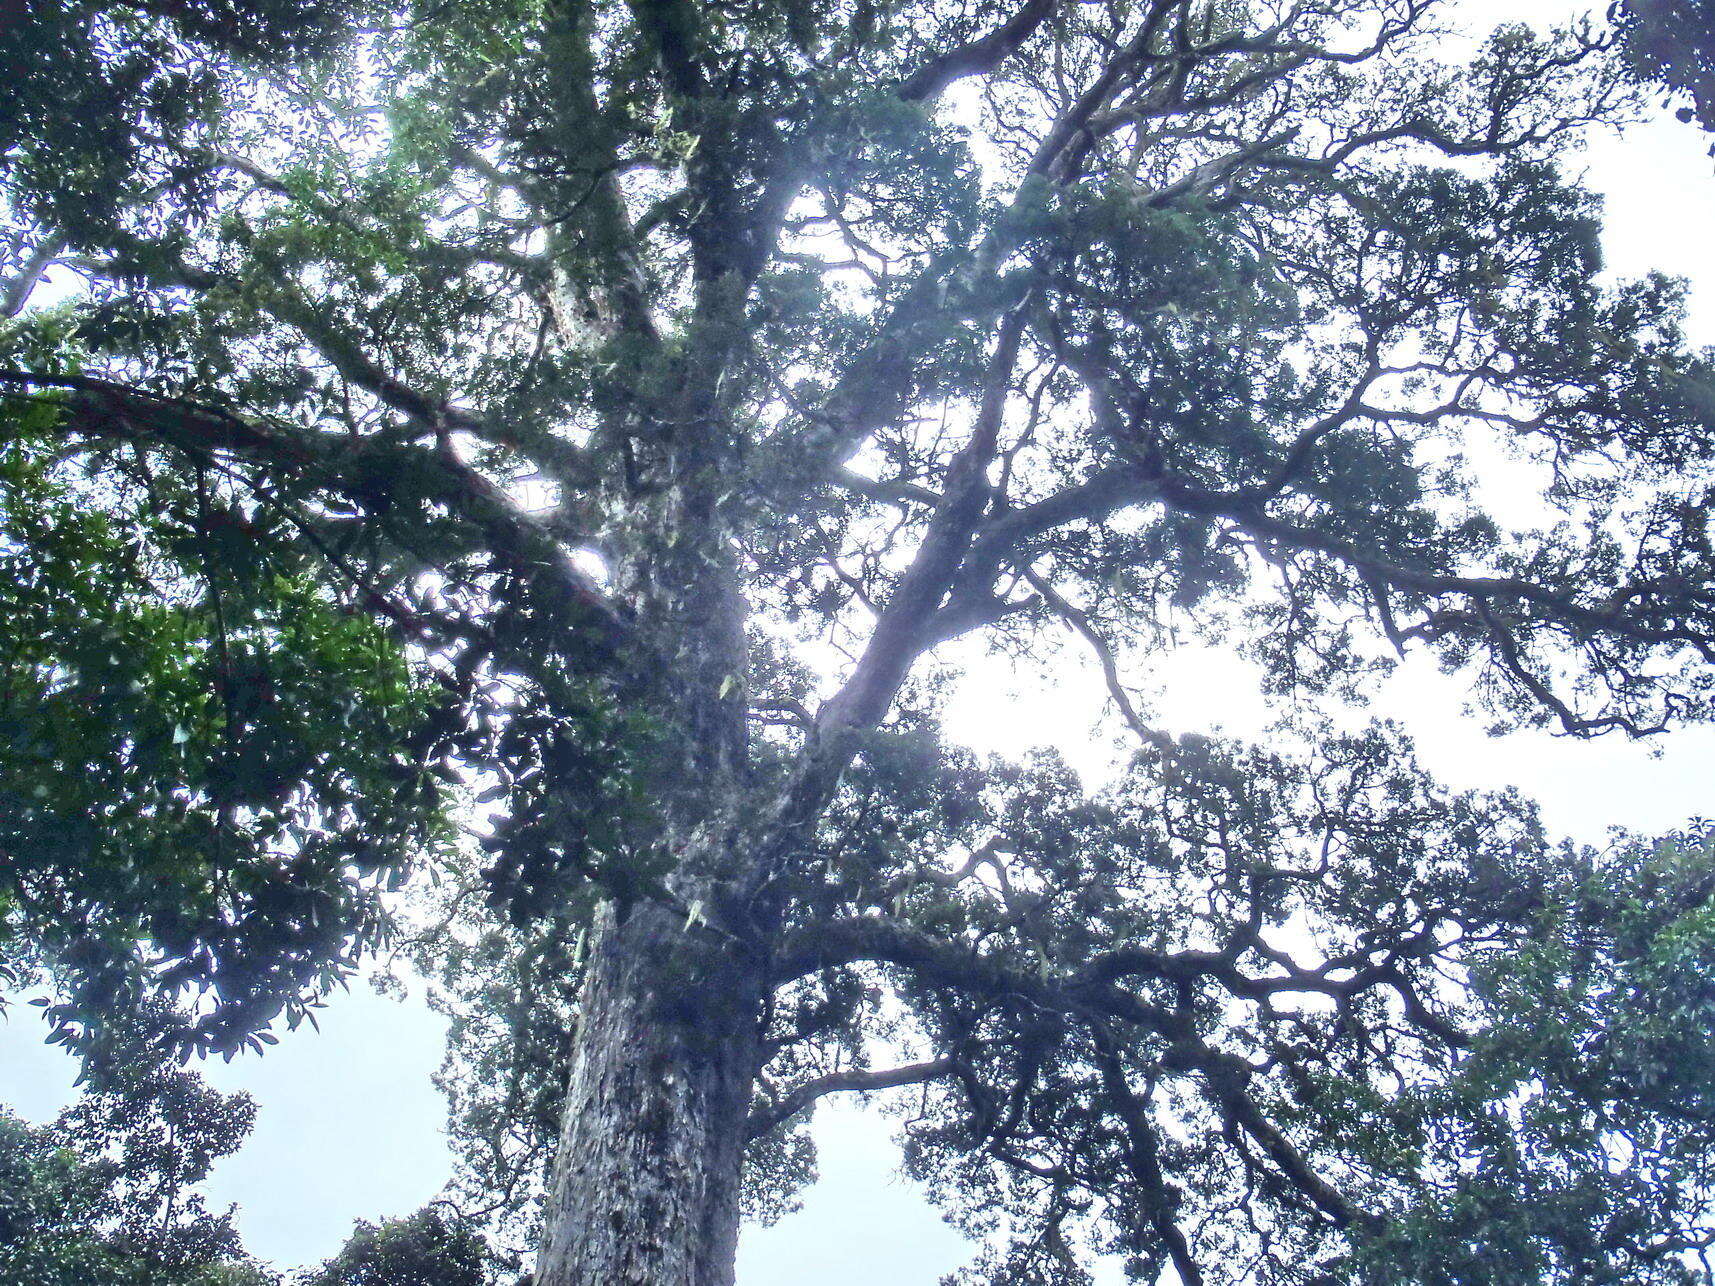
1610 0 1715 135
5 0 1715 1282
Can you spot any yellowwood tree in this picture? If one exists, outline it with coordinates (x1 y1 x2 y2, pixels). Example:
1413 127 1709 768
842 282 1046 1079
5 2 1715 1282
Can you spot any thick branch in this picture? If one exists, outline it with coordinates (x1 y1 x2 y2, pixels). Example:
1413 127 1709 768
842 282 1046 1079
0 370 631 659
750 305 1031 894
898 0 1061 102
746 1058 957 1139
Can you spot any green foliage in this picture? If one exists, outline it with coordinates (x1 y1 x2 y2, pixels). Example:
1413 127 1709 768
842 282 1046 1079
0 335 444 1057
6 0 1715 1281
0 1009 272 1285
837 726 1715 1285
1277 822 1715 1284
412 899 586 1256
1610 0 1715 136
298 1208 503 1286
0 0 354 238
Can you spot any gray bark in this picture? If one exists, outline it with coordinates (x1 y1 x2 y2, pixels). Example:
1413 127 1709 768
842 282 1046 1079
534 899 761 1286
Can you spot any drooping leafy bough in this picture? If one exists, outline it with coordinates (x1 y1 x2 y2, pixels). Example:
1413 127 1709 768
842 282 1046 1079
5 1 1715 1282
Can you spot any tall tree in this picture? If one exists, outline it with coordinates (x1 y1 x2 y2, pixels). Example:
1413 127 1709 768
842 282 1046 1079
5 1 1715 1283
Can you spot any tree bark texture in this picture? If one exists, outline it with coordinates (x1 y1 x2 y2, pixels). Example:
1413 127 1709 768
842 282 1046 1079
534 899 761 1286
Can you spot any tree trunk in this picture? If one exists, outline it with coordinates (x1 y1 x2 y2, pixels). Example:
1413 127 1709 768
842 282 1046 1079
535 898 761 1286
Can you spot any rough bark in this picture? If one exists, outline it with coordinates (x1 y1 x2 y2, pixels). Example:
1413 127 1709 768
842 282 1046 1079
535 899 761 1286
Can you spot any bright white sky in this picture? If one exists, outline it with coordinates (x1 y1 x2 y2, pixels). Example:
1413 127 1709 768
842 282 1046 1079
5 1 1715 1281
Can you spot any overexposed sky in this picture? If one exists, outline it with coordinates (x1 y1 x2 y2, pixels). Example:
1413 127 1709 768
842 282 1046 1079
5 2 1715 1281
